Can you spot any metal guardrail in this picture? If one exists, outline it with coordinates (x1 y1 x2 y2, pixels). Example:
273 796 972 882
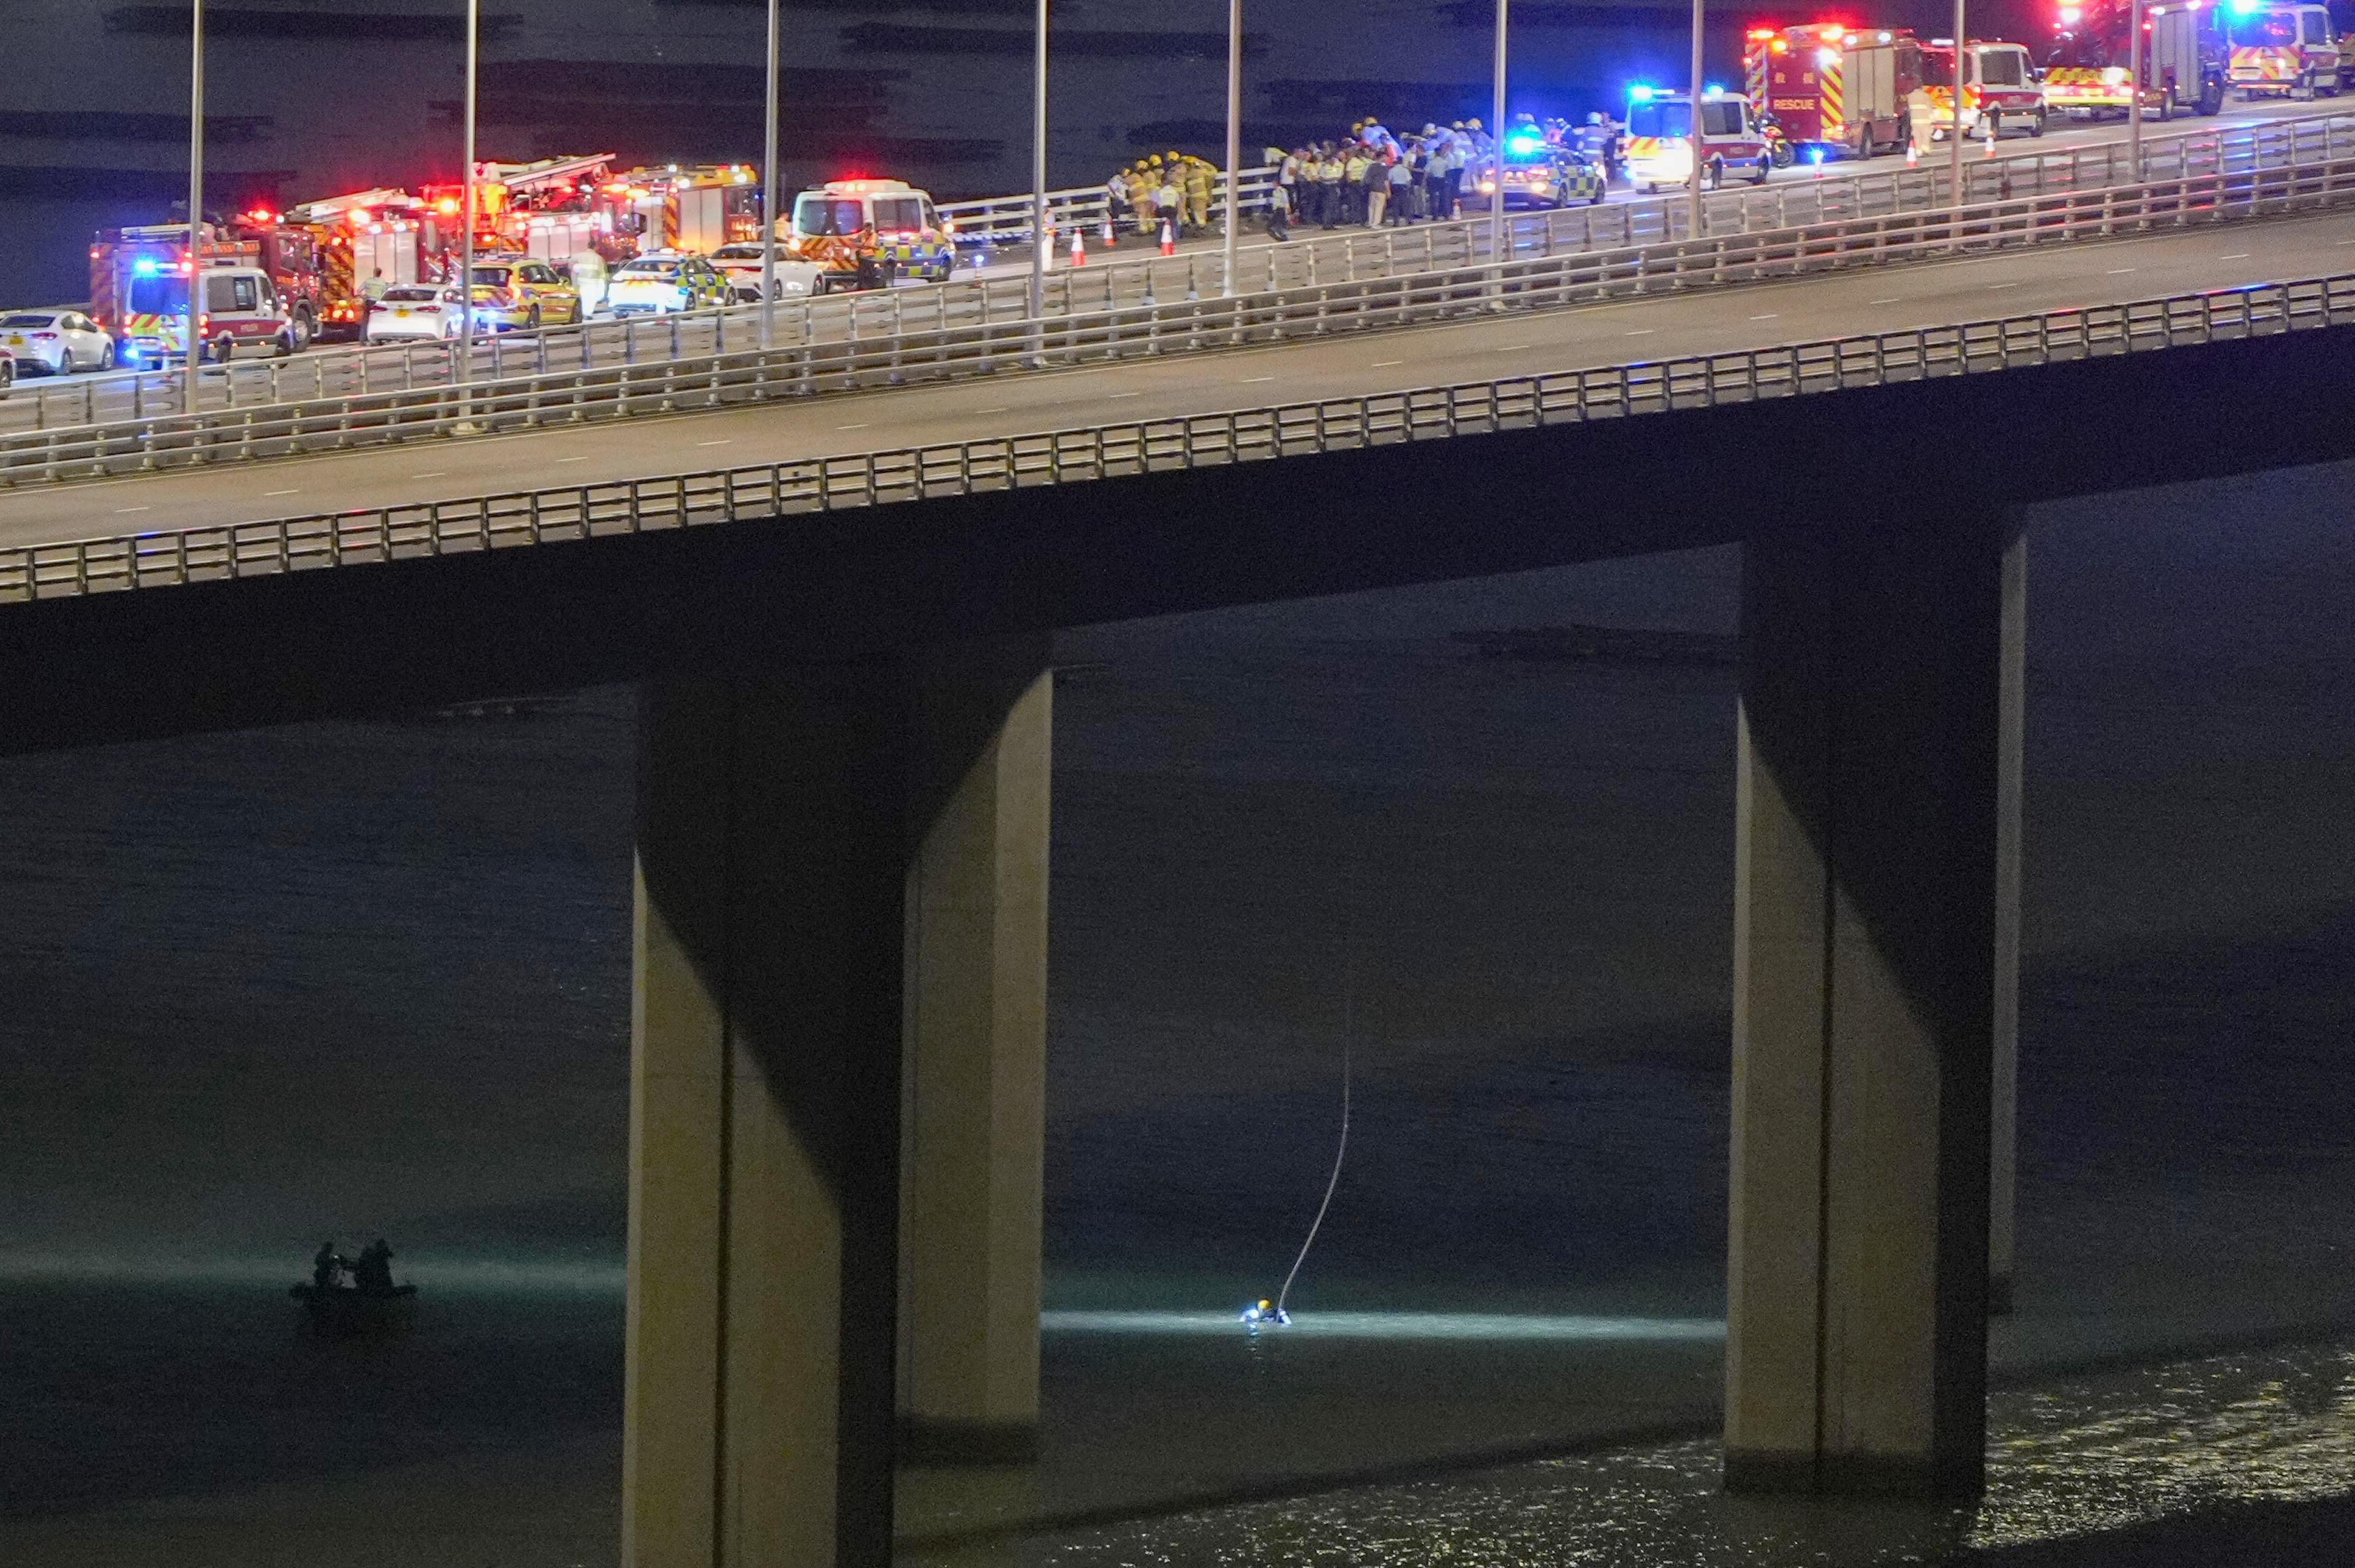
7 154 2355 488
6 107 2352 447
935 166 1279 242
6 270 2348 605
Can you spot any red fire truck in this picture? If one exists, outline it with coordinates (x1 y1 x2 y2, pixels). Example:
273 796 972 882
1744 22 1925 160
2047 0 2229 116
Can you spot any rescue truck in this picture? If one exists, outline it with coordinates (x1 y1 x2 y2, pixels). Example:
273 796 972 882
604 164 765 258
284 189 438 340
90 218 324 363
785 179 956 289
1916 39 2050 138
1744 23 1925 159
1623 86 1775 188
2048 0 2230 117
2220 0 2354 98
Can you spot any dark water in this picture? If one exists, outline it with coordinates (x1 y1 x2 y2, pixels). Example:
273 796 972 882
3 465 2355 1532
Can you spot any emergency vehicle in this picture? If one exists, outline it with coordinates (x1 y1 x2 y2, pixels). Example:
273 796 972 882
603 165 764 257
2221 0 2353 97
1743 23 1924 160
1480 121 1609 206
1623 87 1775 189
1916 40 2049 138
284 189 438 340
787 179 956 289
90 220 324 365
2048 0 2230 116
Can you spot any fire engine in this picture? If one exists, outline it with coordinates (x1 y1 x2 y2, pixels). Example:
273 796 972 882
2218 0 2354 98
602 165 765 259
1744 23 1925 160
1916 39 2049 139
1623 86 1775 189
284 189 441 340
2047 0 2230 116
90 216 325 363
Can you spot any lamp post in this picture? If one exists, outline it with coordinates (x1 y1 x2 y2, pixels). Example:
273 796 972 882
1030 0 1048 323
1951 0 1967 208
2128 0 2146 177
186 0 204 413
1492 0 1508 267
760 0 781 349
1224 0 1242 296
457 0 479 400
1689 0 1706 243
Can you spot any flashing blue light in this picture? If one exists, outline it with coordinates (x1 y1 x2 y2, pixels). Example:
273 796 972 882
1704 83 1726 98
1807 146 1828 165
133 257 160 277
1629 84 1657 102
2227 0 2263 12
1506 133 1544 154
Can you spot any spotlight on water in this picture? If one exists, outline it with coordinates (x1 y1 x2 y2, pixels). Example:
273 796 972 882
1046 1310 1725 1342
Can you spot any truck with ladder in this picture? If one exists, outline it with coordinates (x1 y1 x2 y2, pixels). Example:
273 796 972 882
1744 22 1926 160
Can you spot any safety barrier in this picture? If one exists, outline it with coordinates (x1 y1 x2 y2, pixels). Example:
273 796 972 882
5 269 2346 605
6 106 2352 447
6 153 2354 490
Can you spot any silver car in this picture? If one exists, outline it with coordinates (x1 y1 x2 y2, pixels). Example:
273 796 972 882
1 310 116 375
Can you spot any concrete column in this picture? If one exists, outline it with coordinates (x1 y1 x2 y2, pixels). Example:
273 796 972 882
623 644 1053 1568
898 644 1052 1463
1724 511 2020 1500
1989 536 2025 1317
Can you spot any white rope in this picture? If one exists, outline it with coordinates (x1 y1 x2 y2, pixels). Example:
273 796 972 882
1276 905 1355 1318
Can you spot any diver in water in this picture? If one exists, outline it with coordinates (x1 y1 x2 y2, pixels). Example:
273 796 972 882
1242 1297 1291 1327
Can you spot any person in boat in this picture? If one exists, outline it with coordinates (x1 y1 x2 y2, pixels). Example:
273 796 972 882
313 1242 346 1291
352 1239 396 1295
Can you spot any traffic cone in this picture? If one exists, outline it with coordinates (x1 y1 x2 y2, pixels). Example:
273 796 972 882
1906 139 1918 168
1101 215 1117 249
1159 219 1176 257
1071 225 1086 266
1984 123 1998 157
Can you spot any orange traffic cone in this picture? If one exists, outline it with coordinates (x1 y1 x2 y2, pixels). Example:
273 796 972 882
1906 138 1918 168
1159 219 1176 257
1071 225 1086 266
1984 123 1998 157
1101 215 1117 249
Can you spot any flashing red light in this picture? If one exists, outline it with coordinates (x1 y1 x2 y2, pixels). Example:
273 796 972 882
246 206 278 225
1819 21 1848 38
1747 26 1776 38
1773 37 1790 52
435 196 460 216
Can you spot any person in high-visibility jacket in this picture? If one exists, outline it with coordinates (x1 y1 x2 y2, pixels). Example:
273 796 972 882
1182 155 1214 232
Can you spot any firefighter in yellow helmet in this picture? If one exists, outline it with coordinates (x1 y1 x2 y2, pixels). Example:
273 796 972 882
1182 153 1214 232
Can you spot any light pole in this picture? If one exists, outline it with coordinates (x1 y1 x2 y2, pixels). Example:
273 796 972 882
458 0 479 400
1951 0 1967 209
1689 0 1706 243
1224 0 1242 296
1491 0 1508 267
2128 0 2146 177
1030 0 1048 323
186 0 204 413
760 0 781 349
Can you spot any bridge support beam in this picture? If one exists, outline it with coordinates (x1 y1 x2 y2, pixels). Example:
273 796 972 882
1724 511 2021 1500
623 641 1051 1568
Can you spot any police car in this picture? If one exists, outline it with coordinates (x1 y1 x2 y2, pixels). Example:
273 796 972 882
1482 126 1609 209
602 252 732 317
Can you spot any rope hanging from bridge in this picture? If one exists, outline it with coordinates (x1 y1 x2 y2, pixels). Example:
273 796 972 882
1271 889 1357 1320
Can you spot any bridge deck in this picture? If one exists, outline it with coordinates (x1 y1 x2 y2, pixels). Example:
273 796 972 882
2 208 2350 555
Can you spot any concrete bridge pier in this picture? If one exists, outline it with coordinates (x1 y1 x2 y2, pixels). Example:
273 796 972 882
623 640 1051 1568
1724 511 2024 1499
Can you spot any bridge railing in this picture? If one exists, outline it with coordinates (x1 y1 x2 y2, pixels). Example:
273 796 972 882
7 267 2349 605
8 152 2355 488
935 166 1280 243
6 107 2353 447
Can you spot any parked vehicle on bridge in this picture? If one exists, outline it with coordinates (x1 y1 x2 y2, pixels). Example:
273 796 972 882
468 255 582 328
788 179 956 290
1744 22 1926 159
114 262 309 367
602 252 732 316
709 241 827 303
2222 0 2354 98
0 346 13 393
362 283 466 342
92 221 324 362
2048 0 2230 119
1 310 114 375
1624 87 1775 188
1916 40 2049 139
1476 123 1609 207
